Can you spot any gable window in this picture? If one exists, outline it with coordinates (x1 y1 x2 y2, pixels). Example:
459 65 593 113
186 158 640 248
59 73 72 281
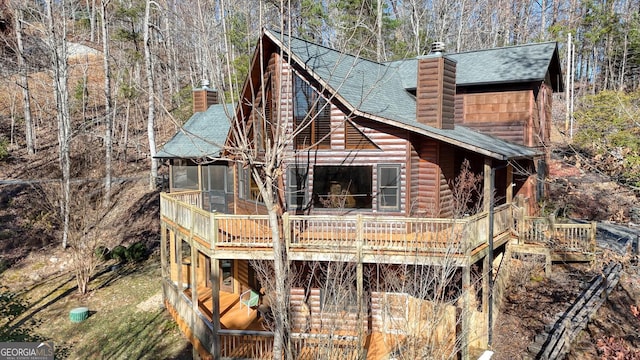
313 166 372 209
377 165 401 211
255 77 274 151
293 73 331 149
238 164 262 203
287 166 308 211
345 119 377 150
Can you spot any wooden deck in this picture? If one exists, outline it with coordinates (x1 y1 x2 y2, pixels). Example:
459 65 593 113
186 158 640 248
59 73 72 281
185 287 265 331
160 191 520 264
185 285 402 359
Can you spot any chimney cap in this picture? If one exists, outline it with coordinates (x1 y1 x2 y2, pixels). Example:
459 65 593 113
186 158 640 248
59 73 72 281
201 79 210 88
430 41 445 54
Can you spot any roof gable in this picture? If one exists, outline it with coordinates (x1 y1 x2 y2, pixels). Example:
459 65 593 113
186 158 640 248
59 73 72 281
265 30 542 160
156 103 233 159
391 42 563 91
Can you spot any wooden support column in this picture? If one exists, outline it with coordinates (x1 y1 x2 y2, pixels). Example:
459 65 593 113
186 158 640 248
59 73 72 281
506 164 514 205
176 236 183 290
160 223 167 279
482 255 490 315
189 206 197 310
211 258 221 359
483 159 492 213
356 214 366 358
190 243 198 310
461 265 471 360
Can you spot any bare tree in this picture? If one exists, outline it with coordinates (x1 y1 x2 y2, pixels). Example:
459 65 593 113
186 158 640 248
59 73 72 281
144 0 158 189
101 0 113 203
46 0 72 249
12 2 35 155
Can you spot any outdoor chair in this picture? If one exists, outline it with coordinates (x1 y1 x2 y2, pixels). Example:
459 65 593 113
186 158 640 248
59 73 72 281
239 289 259 315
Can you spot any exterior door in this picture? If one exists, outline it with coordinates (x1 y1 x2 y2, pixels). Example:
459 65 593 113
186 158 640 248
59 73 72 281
220 259 234 293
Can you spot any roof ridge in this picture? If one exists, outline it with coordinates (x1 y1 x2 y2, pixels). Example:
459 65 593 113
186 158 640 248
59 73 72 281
265 28 385 67
451 41 557 55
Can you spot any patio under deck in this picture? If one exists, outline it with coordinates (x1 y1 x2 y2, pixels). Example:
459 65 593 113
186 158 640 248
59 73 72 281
184 287 265 331
185 287 397 359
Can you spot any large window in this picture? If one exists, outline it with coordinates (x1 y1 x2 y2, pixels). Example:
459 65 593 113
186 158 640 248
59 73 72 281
287 166 308 211
171 159 198 190
293 73 331 149
202 165 227 192
202 164 232 213
238 165 262 203
313 166 372 209
377 165 401 211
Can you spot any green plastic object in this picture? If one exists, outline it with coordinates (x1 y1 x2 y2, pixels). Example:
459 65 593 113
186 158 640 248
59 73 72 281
69 307 89 323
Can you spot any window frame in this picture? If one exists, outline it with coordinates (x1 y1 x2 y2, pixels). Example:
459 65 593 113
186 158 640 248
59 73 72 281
287 166 309 211
377 164 401 212
237 164 263 203
171 159 199 191
293 73 331 149
312 165 373 210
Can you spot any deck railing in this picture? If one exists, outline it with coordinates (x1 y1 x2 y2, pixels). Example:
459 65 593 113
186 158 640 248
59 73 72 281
219 330 273 359
519 217 597 254
160 192 512 257
218 330 362 359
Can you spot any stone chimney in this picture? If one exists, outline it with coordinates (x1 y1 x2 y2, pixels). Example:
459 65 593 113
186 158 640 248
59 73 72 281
192 79 218 113
416 47 456 130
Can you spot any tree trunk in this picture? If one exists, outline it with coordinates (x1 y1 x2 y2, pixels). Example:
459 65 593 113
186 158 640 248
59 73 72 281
14 7 35 155
101 0 113 203
47 0 71 249
144 0 158 190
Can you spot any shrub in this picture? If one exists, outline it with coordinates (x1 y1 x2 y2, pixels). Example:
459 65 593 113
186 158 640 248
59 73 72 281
125 242 147 262
110 245 127 263
0 136 8 160
94 246 110 260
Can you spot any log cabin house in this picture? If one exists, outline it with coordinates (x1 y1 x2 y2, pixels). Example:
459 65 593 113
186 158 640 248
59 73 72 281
156 30 591 359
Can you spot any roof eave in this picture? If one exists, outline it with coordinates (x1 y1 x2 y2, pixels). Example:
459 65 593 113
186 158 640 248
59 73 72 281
350 109 537 161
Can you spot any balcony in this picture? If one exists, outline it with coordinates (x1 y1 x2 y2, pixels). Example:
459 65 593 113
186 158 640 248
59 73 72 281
160 191 520 264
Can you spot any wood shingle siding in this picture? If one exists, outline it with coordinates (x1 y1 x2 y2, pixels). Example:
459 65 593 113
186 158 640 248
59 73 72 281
416 55 456 130
461 90 533 145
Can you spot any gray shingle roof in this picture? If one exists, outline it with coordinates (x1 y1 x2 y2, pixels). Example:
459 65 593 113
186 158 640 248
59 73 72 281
267 30 545 160
155 103 232 159
391 42 561 90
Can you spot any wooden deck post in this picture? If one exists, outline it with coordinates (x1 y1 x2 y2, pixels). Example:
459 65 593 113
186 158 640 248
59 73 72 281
461 264 471 360
482 255 489 315
161 223 167 279
357 260 364 358
176 236 183 290
483 159 492 214
356 214 365 358
189 206 197 313
210 258 221 359
283 212 290 250
506 164 513 205
190 240 198 312
210 212 217 250
590 221 597 253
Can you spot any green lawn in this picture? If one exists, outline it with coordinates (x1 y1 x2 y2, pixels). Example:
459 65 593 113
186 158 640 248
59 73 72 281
4 255 191 359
